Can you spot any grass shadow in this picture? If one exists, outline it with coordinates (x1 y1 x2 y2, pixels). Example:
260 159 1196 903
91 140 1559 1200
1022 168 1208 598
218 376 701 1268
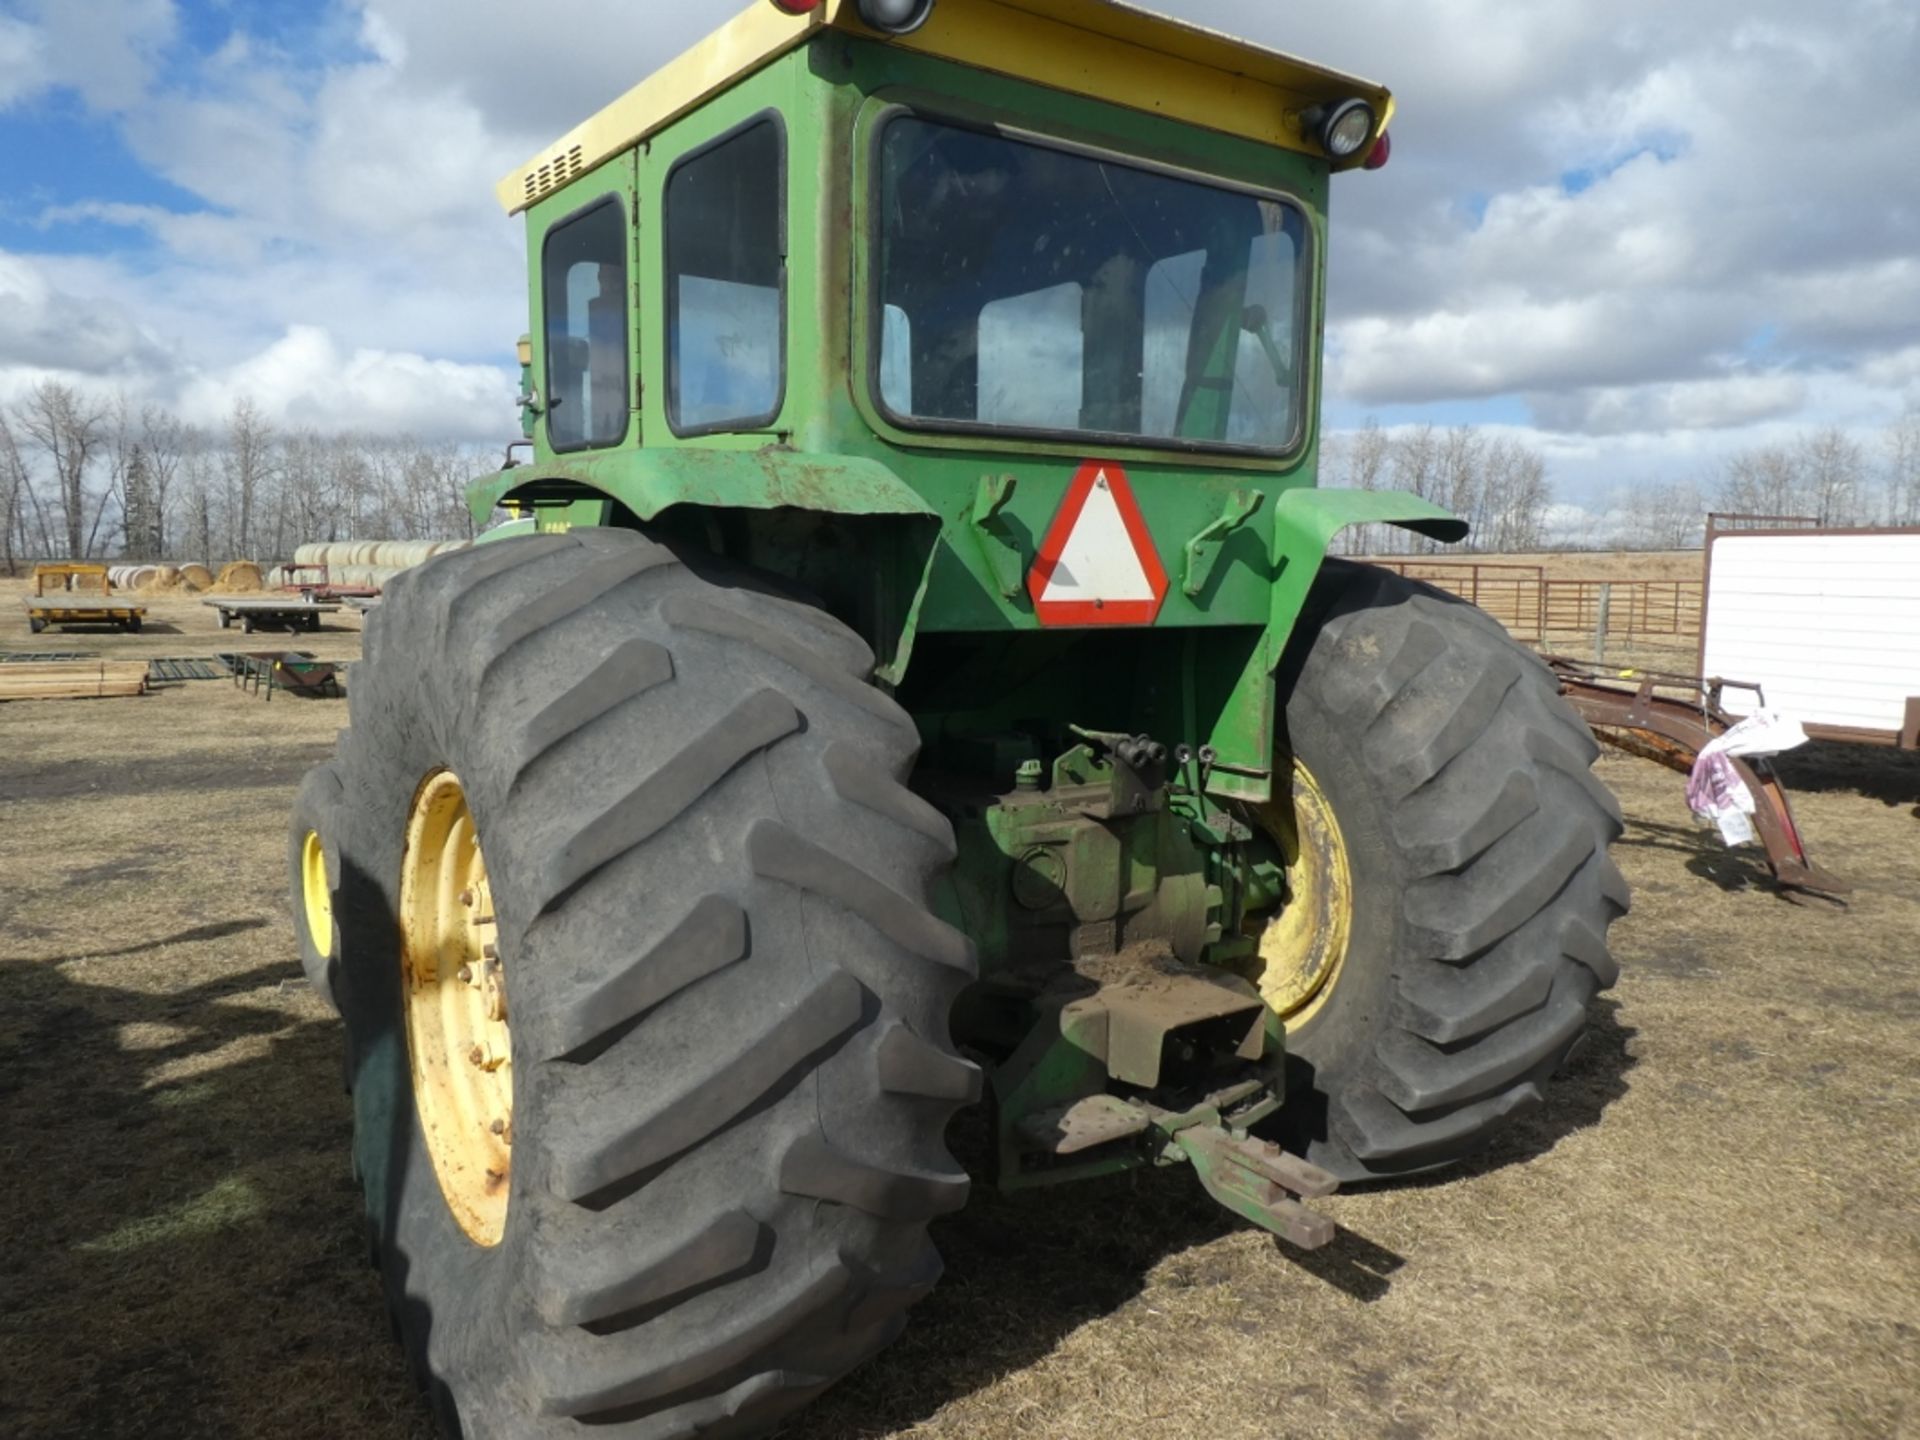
0 947 428 1440
25 916 272 965
1772 740 1920 809
1617 816 1780 894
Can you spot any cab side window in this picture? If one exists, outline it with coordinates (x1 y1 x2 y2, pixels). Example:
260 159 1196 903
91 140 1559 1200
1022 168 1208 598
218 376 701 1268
542 197 630 451
666 117 785 435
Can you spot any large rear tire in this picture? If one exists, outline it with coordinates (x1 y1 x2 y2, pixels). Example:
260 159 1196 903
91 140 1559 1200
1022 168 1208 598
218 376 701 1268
1258 561 1627 1180
310 530 978 1438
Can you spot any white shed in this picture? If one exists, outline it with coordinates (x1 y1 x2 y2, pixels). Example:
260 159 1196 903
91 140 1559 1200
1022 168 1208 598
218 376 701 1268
1700 522 1920 748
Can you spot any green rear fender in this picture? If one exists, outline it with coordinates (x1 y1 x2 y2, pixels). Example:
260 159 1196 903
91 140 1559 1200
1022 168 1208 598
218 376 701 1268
1204 488 1466 805
468 446 941 530
1267 487 1468 647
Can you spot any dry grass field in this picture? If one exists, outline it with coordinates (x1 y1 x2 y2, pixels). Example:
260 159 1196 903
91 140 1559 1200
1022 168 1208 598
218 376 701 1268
2 566 1917 1440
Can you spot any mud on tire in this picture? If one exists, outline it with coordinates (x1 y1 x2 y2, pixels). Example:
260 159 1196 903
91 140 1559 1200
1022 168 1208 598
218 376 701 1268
315 530 979 1439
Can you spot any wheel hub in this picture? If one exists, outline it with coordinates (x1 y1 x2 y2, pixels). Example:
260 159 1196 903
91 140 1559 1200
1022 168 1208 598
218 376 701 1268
399 770 512 1247
1241 757 1353 1026
300 829 333 960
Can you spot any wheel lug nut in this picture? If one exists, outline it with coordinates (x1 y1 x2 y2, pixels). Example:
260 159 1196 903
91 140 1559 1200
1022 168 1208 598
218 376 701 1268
456 965 472 984
460 889 475 907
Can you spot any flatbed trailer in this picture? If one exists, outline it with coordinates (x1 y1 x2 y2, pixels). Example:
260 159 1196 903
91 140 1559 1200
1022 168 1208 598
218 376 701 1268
202 597 341 633
22 594 146 634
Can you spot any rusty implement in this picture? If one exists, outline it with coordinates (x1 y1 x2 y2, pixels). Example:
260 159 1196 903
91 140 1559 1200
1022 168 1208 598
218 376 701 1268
1548 657 1847 899
229 651 346 701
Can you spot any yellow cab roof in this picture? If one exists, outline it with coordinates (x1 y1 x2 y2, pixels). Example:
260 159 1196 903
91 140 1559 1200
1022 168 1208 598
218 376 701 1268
499 0 1393 214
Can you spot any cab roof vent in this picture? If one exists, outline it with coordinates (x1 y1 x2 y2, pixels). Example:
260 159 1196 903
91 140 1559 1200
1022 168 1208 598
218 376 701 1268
524 145 586 206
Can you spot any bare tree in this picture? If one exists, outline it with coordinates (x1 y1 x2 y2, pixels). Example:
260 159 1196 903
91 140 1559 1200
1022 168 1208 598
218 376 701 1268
1478 436 1552 552
1884 409 1920 526
1614 476 1706 550
1797 427 1867 526
182 433 217 564
139 405 187 557
0 410 29 575
1717 443 1802 518
222 397 275 558
1438 425 1487 538
17 382 108 558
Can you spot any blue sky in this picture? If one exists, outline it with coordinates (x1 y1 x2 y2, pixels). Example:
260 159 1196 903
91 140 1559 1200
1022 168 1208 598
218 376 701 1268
1 0 1916 524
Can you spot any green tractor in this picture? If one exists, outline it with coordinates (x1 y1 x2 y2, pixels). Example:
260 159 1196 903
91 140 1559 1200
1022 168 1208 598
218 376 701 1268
290 1 1625 1433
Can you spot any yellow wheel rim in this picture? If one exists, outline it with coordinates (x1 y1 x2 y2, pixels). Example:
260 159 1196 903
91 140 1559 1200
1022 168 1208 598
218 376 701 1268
1242 758 1354 1029
300 829 333 960
399 770 512 1247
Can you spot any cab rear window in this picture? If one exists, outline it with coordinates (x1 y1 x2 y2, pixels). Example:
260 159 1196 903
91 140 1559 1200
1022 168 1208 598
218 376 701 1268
874 115 1308 454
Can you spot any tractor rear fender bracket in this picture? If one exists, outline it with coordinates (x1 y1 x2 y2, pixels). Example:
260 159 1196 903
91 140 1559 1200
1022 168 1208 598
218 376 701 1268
467 446 942 682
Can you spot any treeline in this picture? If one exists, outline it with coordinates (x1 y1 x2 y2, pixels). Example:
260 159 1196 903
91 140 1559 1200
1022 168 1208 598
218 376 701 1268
9 379 1915 571
1605 417 1920 550
0 382 486 572
1328 412 1920 555
1322 421 1555 555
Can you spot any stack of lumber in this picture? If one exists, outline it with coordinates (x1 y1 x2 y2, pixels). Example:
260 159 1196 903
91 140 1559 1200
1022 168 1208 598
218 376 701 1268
0 659 148 701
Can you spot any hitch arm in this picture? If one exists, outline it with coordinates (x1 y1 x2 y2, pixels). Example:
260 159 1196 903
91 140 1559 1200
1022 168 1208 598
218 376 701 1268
1169 1122 1339 1250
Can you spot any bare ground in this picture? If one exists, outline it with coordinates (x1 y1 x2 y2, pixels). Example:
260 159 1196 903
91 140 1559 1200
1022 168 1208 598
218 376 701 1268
2 579 1918 1439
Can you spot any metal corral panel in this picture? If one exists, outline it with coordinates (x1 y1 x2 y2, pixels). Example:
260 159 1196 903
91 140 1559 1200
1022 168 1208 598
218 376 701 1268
1702 530 1920 740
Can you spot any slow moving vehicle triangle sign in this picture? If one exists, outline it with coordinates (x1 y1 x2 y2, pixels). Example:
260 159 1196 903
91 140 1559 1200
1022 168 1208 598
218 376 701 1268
1027 461 1169 626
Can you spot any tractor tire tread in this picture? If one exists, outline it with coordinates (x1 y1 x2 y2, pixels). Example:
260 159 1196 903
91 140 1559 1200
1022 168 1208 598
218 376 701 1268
1282 561 1624 1179
319 530 970 1440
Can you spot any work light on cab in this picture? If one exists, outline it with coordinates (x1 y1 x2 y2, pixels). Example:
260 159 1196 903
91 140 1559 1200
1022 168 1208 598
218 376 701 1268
1306 97 1376 160
856 0 936 34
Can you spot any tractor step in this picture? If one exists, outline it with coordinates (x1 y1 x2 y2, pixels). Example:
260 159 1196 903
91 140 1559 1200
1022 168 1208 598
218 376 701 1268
1172 1125 1341 1250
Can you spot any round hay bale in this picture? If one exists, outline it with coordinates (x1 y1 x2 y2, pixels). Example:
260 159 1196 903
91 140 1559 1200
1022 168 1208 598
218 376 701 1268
180 563 215 591
213 560 265 593
135 565 182 593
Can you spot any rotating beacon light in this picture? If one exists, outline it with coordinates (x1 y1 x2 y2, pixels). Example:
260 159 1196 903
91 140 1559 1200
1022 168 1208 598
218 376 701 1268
1304 98 1377 162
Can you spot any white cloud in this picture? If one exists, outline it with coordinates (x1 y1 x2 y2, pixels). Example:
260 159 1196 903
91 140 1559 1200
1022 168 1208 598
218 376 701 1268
0 0 176 113
0 14 46 108
1532 375 1810 437
0 252 171 376
176 325 513 437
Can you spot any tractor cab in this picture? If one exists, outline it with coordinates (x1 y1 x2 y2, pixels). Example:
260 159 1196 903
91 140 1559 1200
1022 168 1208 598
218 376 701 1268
474 0 1425 694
